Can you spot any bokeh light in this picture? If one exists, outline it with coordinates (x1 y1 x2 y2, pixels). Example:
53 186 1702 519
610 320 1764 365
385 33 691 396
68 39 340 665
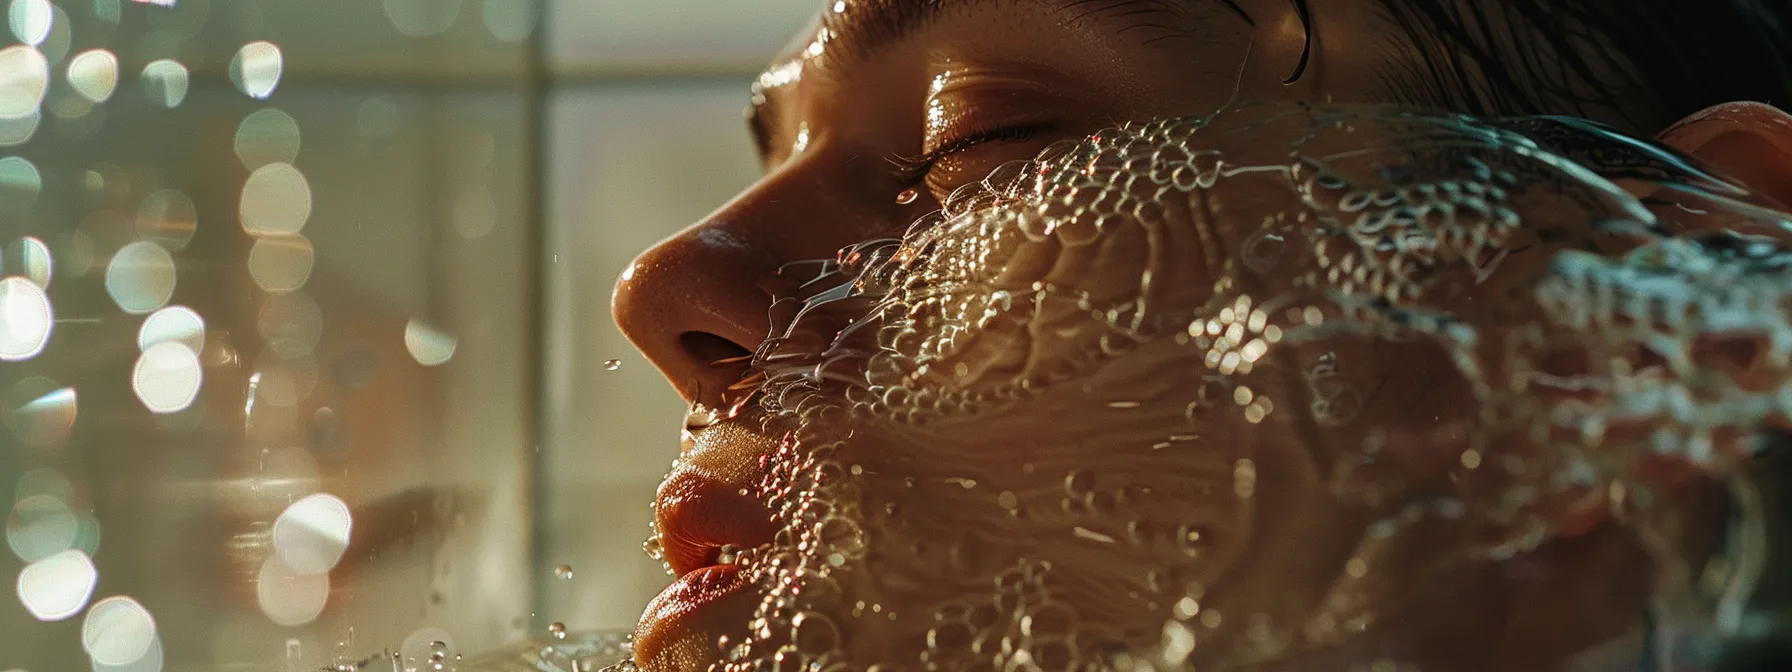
354 95 400 139
90 636 162 672
104 241 176 314
403 319 456 366
138 59 187 108
137 305 203 353
228 41 281 100
0 45 49 119
134 189 196 251
255 555 328 626
0 156 39 212
258 291 322 354
247 234 313 293
82 596 157 666
382 0 461 37
272 493 351 575
0 275 51 360
0 109 36 145
16 548 96 620
239 163 311 235
131 342 201 413
4 378 75 449
6 0 48 46
66 49 118 103
3 236 50 287
234 108 300 169
12 467 70 502
453 191 496 239
482 0 537 42
7 494 76 562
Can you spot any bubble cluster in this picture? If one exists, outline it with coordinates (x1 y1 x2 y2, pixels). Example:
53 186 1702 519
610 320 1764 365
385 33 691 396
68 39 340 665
669 102 1790 672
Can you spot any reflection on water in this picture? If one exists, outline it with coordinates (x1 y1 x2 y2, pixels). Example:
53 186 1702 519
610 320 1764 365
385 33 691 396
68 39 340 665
3 0 539 670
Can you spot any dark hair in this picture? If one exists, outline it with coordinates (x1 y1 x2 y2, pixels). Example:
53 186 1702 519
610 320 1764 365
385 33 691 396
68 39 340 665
1295 0 1792 130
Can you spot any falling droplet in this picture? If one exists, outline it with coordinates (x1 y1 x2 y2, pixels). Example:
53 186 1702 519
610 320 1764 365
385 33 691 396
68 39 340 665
548 622 566 639
603 359 620 371
895 188 919 205
554 564 572 580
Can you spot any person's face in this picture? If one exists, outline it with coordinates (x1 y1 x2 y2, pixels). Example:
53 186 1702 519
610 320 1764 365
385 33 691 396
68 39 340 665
611 3 1785 672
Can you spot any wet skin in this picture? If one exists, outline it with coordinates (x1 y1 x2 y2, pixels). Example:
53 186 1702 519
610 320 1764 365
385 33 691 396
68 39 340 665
611 3 1792 672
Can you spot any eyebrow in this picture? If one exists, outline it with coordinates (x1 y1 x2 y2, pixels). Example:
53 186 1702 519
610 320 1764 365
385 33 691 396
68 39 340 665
746 0 1256 162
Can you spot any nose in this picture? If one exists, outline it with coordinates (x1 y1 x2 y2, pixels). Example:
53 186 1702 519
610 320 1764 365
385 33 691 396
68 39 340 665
613 162 905 409
612 220 777 408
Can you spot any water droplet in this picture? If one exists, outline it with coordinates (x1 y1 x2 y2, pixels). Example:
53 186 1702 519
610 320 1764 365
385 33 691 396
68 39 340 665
554 564 572 580
548 622 566 639
603 359 620 371
895 188 919 205
716 544 740 565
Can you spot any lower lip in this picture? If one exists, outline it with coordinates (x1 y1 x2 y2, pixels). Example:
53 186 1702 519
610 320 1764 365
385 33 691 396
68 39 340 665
635 565 750 667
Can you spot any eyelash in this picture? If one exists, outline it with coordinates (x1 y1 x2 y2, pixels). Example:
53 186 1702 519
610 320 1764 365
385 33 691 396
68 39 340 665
887 124 1045 187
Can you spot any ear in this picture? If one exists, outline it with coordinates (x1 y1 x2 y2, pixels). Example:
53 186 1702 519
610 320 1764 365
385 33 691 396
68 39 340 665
1656 101 1792 209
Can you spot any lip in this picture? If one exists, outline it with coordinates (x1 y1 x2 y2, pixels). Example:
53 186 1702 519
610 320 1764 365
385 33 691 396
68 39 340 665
633 564 755 671
635 423 780 670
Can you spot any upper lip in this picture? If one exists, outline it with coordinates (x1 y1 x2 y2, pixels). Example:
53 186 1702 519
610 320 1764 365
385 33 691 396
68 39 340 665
653 452 779 577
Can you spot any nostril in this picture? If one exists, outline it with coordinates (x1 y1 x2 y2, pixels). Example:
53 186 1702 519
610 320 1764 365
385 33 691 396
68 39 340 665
680 331 754 369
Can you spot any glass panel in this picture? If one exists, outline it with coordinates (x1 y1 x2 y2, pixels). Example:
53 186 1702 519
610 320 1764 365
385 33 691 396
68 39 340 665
1 2 538 670
539 82 761 633
545 0 815 74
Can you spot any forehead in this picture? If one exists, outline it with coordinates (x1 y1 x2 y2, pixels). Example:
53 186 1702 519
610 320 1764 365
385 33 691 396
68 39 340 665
751 0 943 103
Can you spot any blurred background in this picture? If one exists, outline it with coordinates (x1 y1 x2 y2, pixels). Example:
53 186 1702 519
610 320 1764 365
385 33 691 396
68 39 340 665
0 1 819 669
